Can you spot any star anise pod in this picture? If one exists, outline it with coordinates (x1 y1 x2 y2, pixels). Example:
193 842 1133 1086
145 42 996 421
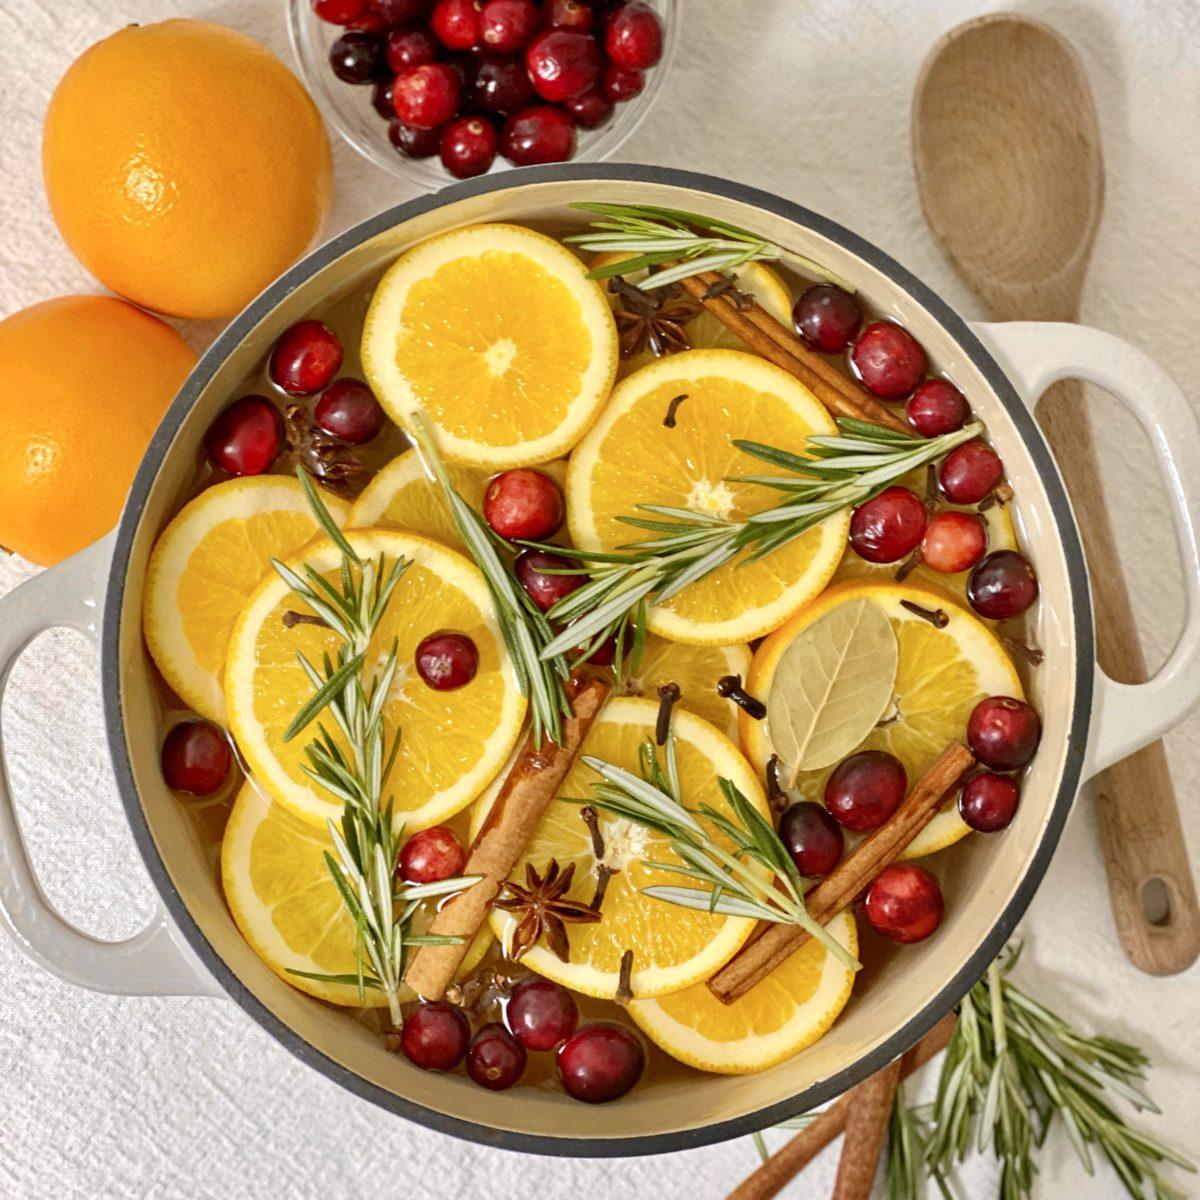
492 859 601 963
281 403 373 499
609 276 702 361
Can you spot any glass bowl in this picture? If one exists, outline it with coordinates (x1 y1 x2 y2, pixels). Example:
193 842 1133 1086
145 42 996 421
287 0 680 190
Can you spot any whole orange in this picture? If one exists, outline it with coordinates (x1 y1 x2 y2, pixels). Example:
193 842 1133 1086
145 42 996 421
0 296 197 566
42 19 332 321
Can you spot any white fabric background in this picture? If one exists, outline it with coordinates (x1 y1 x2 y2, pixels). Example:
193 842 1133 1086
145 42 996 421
1 1 1198 1197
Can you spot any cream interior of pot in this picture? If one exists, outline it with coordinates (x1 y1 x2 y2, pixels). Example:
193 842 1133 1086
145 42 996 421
113 177 1083 1144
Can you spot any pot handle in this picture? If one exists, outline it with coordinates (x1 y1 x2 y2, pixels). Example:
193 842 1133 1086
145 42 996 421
972 321 1200 775
0 535 222 996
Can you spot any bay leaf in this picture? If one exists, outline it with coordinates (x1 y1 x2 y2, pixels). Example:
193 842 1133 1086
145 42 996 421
767 597 899 783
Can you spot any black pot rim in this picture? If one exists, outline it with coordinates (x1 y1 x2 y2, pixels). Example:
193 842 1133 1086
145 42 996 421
102 162 1093 1158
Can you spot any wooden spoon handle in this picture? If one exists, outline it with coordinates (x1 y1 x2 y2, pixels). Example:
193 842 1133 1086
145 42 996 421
1037 379 1200 974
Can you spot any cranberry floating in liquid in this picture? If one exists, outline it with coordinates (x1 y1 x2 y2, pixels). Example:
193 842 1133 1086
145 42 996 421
329 30 385 83
161 720 231 796
939 439 1003 505
779 801 844 877
401 1001 471 1071
389 118 441 158
526 29 602 101
605 1 663 69
908 379 968 436
959 771 1020 832
415 630 479 690
967 696 1040 770
467 1023 527 1090
315 379 386 444
967 550 1039 619
270 320 343 397
824 750 907 832
483 468 565 540
564 86 613 128
480 0 540 52
473 54 537 114
314 0 367 25
399 825 466 883
557 1023 645 1102
793 283 862 354
849 485 927 563
501 105 576 163
514 548 583 610
507 977 578 1050
851 322 927 399
440 116 499 177
921 510 987 574
393 62 462 129
865 863 944 943
205 396 284 476
385 28 439 73
431 0 483 50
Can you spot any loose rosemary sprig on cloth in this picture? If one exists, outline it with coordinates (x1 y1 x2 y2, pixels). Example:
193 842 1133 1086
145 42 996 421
891 945 1194 1200
408 413 574 747
578 725 859 972
538 418 981 660
566 202 851 292
271 470 478 1025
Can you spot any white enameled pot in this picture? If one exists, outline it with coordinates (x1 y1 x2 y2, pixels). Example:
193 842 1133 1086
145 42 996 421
1 166 1198 1155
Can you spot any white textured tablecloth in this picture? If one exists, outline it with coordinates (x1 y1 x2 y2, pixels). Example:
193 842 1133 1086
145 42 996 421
2 2 1198 1197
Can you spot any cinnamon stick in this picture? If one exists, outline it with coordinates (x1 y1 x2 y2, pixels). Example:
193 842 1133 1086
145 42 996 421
725 1012 956 1200
831 1058 902 1200
403 676 611 1000
678 273 910 434
709 742 975 1004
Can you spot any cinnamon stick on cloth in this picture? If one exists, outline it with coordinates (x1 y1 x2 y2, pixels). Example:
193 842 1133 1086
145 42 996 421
404 675 611 1001
709 742 975 1005
725 1012 956 1200
831 1058 903 1200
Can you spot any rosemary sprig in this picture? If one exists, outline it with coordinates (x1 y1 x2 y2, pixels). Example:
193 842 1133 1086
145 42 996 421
407 413 574 746
272 469 478 1025
578 728 859 972
566 202 852 292
896 945 1195 1200
537 419 981 659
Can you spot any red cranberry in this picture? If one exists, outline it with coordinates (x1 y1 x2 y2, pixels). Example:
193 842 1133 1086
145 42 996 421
544 0 593 31
865 863 944 944
921 510 987 574
480 0 540 51
483 468 565 540
347 9 388 28
525 29 601 101
269 320 343 397
601 62 643 102
514 549 583 611
967 550 1039 620
440 116 498 177
314 0 367 24
967 696 1041 770
393 62 462 128
385 28 440 73
575 633 618 667
315 379 386 444
792 283 862 354
370 0 432 22
851 322 928 399
502 105 576 163
205 396 284 476
473 54 536 113
371 75 397 119
908 379 968 437
507 977 578 1050
605 2 663 69
161 720 231 795
431 0 483 49
563 86 613 127
467 1023 527 1090
399 825 467 883
557 1023 645 1103
849 485 927 563
389 118 442 157
824 750 907 832
939 440 1004 505
779 801 844 877
415 630 479 690
401 1001 470 1070
958 771 1020 832
329 31 385 83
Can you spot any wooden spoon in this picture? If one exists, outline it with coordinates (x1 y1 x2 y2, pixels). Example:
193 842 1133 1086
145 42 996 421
913 13 1200 975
